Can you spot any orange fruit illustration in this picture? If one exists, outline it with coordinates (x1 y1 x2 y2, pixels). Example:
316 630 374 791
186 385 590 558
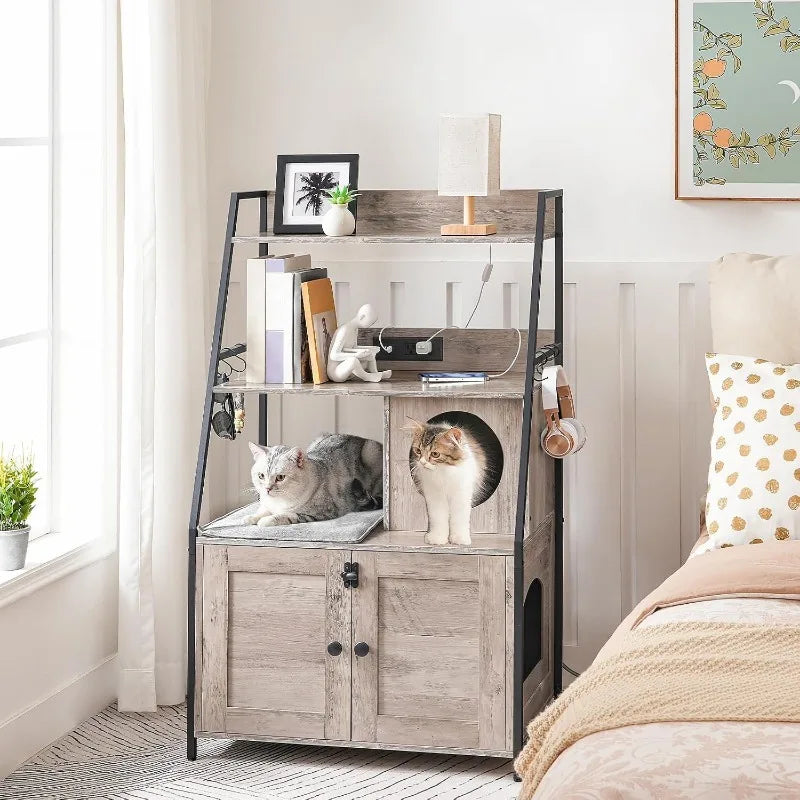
702 59 727 77
694 112 713 133
713 128 733 148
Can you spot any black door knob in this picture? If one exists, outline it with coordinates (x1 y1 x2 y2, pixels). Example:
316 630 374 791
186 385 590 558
327 641 343 656
354 641 369 657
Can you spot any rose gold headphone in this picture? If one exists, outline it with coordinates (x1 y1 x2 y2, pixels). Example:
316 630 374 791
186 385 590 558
540 365 587 458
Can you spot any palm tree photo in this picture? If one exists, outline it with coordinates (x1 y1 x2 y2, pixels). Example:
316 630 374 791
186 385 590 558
295 171 338 214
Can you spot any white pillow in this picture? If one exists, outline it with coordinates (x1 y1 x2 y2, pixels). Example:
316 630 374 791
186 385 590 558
693 353 800 556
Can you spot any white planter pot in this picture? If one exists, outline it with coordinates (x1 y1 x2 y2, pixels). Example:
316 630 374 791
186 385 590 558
0 525 30 571
322 204 355 237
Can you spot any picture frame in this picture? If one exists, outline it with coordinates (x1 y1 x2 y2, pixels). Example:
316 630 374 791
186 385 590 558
676 0 800 200
273 154 360 233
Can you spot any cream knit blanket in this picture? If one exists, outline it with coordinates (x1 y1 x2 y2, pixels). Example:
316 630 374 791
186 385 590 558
514 622 800 800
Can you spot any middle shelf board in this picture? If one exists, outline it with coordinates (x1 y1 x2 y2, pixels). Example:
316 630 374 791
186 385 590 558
212 373 533 399
198 526 515 556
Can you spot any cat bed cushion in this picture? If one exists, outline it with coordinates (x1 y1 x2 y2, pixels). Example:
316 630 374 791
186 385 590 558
200 503 383 544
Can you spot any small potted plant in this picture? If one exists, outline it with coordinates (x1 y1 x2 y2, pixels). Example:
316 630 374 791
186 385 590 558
321 183 359 237
0 450 37 571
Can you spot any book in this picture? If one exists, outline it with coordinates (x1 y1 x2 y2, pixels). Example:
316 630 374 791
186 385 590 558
264 253 312 273
419 371 488 384
301 278 337 385
246 257 325 383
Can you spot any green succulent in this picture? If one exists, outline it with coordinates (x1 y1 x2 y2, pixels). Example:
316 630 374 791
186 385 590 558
0 449 37 531
326 184 359 205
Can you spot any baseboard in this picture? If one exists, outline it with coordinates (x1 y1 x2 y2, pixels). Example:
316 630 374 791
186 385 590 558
0 654 117 778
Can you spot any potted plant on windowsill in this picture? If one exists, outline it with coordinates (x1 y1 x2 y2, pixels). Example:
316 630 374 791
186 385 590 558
321 184 359 237
0 450 38 571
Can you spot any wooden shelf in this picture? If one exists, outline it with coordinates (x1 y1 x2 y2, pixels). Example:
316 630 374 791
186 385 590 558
213 373 532 399
234 189 556 245
198 526 514 556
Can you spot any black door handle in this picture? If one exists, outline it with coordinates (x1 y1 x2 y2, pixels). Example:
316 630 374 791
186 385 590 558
354 641 369 657
327 641 343 657
341 562 359 588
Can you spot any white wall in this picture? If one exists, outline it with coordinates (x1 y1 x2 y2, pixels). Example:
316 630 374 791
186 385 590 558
0 558 118 776
206 0 800 668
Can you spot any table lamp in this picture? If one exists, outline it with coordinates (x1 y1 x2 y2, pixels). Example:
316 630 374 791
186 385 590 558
438 113 501 236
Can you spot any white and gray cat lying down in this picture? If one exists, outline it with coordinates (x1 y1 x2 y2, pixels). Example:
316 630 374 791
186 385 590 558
246 433 383 527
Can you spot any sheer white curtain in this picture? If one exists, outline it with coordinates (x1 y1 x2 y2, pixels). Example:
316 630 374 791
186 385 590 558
117 0 210 711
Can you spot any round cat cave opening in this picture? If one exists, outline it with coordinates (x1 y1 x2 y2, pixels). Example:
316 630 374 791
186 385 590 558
408 410 504 506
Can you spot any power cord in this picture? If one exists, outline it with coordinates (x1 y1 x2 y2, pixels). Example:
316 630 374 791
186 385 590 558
377 245 523 378
563 663 581 678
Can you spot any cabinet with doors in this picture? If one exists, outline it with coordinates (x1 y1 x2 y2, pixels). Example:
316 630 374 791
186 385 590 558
188 188 565 763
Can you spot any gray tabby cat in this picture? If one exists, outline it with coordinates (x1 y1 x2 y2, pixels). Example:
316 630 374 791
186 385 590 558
245 433 383 527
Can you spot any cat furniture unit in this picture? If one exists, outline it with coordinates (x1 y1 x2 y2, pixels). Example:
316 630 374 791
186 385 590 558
188 189 565 765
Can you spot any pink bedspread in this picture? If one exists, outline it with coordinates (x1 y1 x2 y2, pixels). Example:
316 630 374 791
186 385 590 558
534 599 800 800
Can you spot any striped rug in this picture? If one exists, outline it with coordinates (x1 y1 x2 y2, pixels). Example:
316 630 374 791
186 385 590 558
0 705 518 799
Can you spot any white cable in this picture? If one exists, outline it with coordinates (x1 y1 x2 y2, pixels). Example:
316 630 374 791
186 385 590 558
486 327 522 379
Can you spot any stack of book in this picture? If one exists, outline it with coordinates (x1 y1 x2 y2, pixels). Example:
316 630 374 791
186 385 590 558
246 254 336 385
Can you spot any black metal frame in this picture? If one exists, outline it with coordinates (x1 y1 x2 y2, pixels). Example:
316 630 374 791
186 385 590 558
186 189 564 763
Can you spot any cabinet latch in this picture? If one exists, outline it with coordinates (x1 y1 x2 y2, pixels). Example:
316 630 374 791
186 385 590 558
341 561 359 588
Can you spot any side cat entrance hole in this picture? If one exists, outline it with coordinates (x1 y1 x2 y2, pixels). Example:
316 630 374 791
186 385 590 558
523 578 543 678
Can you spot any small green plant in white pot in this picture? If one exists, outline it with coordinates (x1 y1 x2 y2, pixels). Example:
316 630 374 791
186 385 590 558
321 184 359 237
0 450 38 571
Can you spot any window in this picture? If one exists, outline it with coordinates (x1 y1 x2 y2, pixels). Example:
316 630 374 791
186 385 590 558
0 0 115 547
0 1 53 539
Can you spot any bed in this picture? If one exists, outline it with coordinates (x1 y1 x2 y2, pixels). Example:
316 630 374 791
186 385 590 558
516 254 800 799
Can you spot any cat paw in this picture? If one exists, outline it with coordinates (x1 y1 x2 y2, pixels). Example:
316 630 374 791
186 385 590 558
256 516 277 528
448 530 472 546
424 530 450 545
243 515 261 526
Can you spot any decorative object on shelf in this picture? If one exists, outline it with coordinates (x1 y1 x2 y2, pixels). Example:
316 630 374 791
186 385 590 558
244 434 383 527
246 256 326 384
438 113 501 235
0 449 38 571
328 304 393 383
677 0 800 199
232 393 245 434
321 184 359 237
406 412 503 546
540 365 587 458
301 277 338 384
274 154 359 234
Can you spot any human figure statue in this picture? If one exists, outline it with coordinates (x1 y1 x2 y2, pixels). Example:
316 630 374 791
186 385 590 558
327 304 392 383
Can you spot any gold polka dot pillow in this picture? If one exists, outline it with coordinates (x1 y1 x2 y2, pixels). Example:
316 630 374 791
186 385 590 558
693 353 800 557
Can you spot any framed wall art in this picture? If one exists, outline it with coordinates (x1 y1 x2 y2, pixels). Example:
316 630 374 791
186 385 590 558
273 154 359 233
676 0 800 199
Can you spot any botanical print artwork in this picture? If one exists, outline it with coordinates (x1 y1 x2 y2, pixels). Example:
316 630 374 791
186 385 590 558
293 171 340 216
678 0 800 198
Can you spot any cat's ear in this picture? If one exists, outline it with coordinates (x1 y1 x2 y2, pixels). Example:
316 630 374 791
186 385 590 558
289 446 305 468
445 427 463 446
249 442 269 461
402 416 426 433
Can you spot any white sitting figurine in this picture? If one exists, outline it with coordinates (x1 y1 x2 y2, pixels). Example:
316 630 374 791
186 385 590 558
327 304 392 383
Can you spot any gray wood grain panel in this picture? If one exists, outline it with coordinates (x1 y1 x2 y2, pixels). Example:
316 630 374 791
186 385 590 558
376 551 479 581
388 397 523 534
324 550 351 741
351 551 378 742
194 544 204 731
226 708 324 739
528 399 555 532
505 556 514 753
359 328 554 376
232 189 555 244
199 528 515 555
226 546 326 574
376 715 479 749
478 556 507 750
201 546 228 732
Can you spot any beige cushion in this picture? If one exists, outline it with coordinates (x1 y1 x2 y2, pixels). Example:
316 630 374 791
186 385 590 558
710 253 800 365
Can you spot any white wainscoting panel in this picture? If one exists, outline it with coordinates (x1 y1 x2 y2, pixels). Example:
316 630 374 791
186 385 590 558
205 246 714 669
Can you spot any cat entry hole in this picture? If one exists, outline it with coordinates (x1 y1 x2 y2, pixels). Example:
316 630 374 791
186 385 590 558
523 578 543 679
408 410 504 507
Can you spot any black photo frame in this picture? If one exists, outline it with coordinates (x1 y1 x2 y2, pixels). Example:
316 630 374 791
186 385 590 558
273 154 360 235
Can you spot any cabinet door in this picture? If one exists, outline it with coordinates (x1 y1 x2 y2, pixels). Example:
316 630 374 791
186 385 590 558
200 546 351 741
351 552 506 752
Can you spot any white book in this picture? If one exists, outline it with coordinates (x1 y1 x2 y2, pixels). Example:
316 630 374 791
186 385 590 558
246 258 267 383
264 253 312 273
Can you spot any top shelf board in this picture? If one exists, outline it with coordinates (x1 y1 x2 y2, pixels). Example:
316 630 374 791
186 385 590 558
232 189 557 245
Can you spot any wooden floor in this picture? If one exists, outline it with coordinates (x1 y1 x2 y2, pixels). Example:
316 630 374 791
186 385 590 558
1 704 519 799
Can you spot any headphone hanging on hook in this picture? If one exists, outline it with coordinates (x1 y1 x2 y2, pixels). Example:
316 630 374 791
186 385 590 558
540 365 587 458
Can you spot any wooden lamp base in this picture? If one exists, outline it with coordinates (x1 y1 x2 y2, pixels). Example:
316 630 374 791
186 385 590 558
441 195 497 236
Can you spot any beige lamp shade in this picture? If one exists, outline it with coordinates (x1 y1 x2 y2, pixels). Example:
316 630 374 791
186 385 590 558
438 113 501 236
438 113 501 197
